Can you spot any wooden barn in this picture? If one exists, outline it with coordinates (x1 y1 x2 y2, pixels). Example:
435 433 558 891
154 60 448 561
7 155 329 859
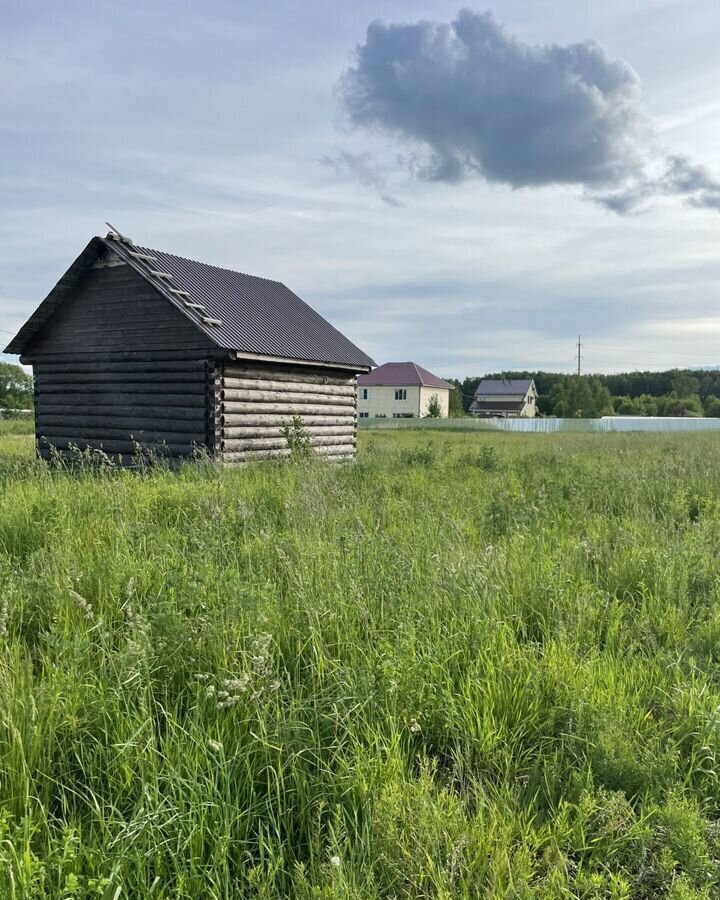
5 229 375 464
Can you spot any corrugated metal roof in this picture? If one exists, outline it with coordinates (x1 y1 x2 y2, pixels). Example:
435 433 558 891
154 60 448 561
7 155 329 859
475 379 534 396
5 234 375 371
358 361 453 389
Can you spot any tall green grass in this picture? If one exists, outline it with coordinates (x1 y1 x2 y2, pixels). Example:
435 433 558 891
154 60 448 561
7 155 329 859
1 428 720 897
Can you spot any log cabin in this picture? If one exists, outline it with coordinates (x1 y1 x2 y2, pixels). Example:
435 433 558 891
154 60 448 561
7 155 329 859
4 229 375 464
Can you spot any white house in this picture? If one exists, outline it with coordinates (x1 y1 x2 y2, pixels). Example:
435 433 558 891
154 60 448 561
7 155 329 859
357 362 454 418
470 379 537 418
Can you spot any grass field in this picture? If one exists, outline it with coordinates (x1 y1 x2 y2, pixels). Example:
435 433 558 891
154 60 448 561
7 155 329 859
2 422 720 897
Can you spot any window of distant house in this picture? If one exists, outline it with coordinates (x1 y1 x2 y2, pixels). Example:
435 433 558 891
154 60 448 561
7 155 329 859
394 389 407 400
359 411 369 418
360 388 368 399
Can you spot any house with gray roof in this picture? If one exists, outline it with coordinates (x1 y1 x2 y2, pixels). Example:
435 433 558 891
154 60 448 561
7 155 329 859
5 228 374 464
470 379 537 418
357 362 454 418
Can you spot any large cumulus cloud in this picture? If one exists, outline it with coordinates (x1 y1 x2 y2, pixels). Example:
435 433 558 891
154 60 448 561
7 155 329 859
338 10 720 212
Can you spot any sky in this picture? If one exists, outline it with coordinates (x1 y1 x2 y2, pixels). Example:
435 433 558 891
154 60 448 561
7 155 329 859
2 0 720 378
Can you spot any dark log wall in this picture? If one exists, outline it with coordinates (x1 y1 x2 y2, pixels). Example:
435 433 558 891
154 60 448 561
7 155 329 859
33 357 214 461
24 259 215 461
218 362 357 462
24 259 214 356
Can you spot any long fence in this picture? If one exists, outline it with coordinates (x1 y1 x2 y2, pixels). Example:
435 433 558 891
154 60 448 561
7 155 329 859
359 416 720 434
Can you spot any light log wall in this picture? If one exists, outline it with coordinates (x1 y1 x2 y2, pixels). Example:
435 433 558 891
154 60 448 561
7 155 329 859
33 355 213 462
218 362 357 463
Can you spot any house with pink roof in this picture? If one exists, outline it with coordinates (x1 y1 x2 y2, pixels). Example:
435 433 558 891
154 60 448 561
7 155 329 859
357 362 454 419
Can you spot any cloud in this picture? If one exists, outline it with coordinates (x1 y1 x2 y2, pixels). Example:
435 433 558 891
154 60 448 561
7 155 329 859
596 155 720 213
321 150 404 206
339 10 646 189
338 9 720 214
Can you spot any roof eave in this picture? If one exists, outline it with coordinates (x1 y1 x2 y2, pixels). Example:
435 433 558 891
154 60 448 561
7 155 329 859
423 381 454 390
229 349 373 373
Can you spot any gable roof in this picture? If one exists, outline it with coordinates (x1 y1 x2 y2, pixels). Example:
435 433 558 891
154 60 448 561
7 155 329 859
475 379 534 396
5 233 375 370
358 361 453 389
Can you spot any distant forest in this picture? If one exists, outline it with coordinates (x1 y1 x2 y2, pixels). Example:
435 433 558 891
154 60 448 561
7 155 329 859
446 369 720 418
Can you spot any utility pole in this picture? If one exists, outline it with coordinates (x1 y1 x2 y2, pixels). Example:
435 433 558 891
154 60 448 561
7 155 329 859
576 335 582 376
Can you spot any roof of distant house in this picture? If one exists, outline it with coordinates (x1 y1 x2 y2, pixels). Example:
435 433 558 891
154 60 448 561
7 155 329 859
357 362 453 389
475 378 534 396
5 233 375 370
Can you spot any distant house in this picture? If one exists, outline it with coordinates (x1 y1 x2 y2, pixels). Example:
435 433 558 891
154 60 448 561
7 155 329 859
470 379 537 418
5 229 374 464
357 362 454 418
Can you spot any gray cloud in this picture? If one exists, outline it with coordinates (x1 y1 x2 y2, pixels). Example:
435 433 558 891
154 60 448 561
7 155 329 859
661 156 720 211
339 10 646 189
321 150 404 207
338 9 720 214
595 155 720 213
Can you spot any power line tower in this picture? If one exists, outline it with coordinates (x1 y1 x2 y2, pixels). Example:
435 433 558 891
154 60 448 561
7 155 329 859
576 335 583 376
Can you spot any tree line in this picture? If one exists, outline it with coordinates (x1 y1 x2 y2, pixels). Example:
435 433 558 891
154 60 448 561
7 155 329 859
445 369 720 418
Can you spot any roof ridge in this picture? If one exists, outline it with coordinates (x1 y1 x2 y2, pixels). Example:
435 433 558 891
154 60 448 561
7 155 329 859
411 361 426 385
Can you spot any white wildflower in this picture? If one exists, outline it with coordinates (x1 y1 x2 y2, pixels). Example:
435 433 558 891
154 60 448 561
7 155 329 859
250 633 272 654
222 674 250 693
217 695 240 710
409 718 421 734
329 856 341 868
69 590 94 622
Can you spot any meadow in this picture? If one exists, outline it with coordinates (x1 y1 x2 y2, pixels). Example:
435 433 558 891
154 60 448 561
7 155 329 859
1 420 720 898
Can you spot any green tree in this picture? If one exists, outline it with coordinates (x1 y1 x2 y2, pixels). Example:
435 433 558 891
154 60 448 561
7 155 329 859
0 363 33 411
631 394 656 416
549 377 613 418
425 393 443 418
671 372 701 397
615 397 638 415
676 395 703 417
446 382 464 417
657 392 703 417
